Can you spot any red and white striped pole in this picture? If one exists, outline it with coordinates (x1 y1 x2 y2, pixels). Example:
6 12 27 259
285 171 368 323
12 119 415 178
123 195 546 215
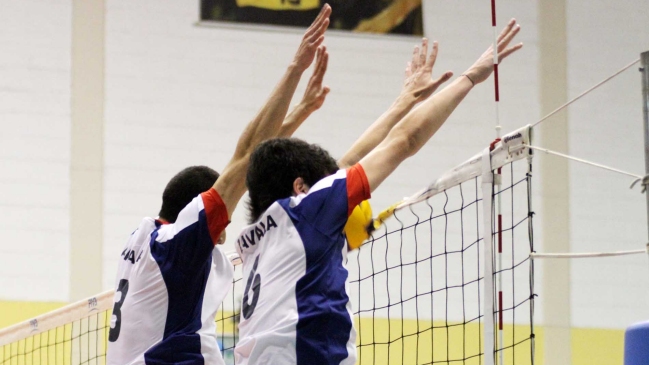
490 1 505 365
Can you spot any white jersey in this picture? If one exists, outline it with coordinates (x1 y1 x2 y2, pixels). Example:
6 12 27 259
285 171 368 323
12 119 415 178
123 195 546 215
234 165 371 365
107 188 233 365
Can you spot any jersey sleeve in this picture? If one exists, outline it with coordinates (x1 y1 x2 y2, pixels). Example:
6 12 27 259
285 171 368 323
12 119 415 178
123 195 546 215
150 188 230 272
296 163 371 237
200 188 230 243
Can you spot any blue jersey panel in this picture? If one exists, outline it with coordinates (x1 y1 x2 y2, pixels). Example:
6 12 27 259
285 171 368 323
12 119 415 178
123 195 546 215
278 199 353 365
145 210 215 365
295 175 349 238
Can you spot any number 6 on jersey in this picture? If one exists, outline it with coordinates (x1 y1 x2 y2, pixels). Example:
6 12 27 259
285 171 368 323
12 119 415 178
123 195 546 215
242 255 261 320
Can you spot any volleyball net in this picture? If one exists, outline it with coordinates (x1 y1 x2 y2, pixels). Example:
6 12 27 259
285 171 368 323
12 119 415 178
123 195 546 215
0 126 536 365
348 125 535 365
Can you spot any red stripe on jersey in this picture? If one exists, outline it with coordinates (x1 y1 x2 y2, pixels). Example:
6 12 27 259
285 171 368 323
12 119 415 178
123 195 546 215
346 164 371 217
201 188 230 245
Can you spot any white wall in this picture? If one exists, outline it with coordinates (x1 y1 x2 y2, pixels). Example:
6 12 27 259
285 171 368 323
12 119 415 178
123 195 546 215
567 0 649 329
0 0 71 302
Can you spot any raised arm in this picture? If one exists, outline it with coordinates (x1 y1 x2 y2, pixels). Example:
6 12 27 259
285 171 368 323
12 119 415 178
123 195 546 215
215 5 332 216
279 46 330 138
360 20 522 191
338 38 451 168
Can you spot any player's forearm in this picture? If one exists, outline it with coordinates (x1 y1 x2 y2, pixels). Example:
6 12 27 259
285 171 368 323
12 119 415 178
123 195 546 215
212 157 248 218
359 76 473 192
217 64 304 214
395 76 473 157
338 93 418 168
234 64 305 158
278 103 312 138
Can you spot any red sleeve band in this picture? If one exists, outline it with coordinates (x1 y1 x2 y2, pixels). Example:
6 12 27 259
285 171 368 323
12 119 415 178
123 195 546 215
201 188 230 245
346 163 372 217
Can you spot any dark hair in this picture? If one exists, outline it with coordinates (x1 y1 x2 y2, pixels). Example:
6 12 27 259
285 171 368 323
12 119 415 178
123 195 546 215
158 166 219 223
246 138 338 223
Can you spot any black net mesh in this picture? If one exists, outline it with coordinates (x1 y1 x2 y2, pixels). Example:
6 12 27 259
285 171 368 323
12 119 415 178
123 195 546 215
1 310 111 365
215 269 243 365
346 160 535 365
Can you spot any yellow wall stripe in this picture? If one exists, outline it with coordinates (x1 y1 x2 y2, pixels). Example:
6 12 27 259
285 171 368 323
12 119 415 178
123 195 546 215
0 302 625 365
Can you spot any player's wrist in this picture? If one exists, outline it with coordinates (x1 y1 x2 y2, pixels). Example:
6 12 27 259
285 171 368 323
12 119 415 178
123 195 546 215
298 101 317 114
288 60 308 75
394 91 419 109
460 73 476 87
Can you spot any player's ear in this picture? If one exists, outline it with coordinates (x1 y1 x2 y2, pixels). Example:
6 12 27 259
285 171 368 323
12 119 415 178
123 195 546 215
292 177 309 196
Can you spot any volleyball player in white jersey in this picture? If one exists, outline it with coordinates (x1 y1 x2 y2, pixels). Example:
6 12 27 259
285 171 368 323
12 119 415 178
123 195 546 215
106 5 333 365
234 20 523 365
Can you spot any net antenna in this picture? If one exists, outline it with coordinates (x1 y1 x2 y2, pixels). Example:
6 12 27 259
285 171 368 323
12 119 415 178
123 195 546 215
489 2 508 364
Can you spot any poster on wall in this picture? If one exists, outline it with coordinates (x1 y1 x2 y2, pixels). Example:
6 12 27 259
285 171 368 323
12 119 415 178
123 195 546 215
200 0 423 36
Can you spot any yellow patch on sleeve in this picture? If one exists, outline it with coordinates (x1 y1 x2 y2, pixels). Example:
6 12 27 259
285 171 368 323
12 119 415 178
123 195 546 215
345 200 373 250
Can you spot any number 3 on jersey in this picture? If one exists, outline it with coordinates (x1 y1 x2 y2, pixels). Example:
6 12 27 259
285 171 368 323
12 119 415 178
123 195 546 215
242 255 261 320
109 279 129 342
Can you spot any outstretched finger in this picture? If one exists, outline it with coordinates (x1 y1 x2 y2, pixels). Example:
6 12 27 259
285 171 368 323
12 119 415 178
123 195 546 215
310 34 325 49
312 5 331 30
312 47 323 74
424 41 439 70
413 70 453 99
498 42 523 63
308 18 330 43
411 45 420 72
497 23 520 52
420 38 428 68
405 62 412 78
496 18 516 43
313 47 328 80
305 4 331 38
321 48 329 74
432 71 453 87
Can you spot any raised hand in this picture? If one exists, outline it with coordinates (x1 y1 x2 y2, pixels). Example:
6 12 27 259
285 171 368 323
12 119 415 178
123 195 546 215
293 4 332 72
300 46 330 113
402 39 453 103
276 46 330 138
463 19 523 85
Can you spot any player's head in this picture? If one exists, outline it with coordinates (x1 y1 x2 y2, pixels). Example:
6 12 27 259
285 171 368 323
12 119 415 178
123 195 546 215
158 165 219 223
246 138 338 223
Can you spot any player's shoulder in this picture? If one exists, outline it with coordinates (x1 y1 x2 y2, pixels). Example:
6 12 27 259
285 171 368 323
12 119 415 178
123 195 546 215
154 221 180 244
118 217 157 265
128 217 158 243
138 217 158 230
306 169 347 195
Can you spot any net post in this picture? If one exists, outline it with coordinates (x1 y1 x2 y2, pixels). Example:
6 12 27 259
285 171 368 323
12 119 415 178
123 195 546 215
641 51 649 239
481 147 496 365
